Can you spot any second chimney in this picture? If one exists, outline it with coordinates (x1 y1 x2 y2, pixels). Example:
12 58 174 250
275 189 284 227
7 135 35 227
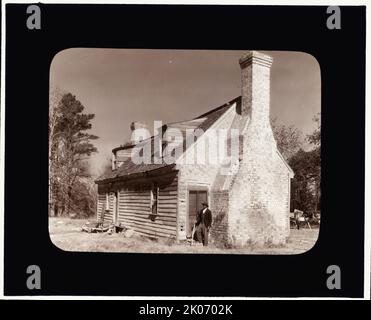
130 121 149 144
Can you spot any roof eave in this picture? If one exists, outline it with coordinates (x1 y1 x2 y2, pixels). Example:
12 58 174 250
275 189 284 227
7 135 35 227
95 164 177 185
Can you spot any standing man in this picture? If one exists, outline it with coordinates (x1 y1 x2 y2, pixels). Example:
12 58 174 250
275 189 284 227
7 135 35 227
195 202 212 246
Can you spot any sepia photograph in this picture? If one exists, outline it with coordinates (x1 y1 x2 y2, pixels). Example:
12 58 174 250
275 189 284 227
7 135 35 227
48 49 321 254
2 1 368 301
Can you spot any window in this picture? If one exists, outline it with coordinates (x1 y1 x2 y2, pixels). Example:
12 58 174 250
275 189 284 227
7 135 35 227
105 193 109 211
150 183 159 219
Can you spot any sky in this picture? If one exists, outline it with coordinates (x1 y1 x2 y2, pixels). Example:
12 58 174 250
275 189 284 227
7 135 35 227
50 49 321 177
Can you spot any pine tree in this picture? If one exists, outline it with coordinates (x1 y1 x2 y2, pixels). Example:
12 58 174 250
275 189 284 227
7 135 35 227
50 92 98 216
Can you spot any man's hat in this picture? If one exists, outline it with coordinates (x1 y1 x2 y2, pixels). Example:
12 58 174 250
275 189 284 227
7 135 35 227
201 202 208 207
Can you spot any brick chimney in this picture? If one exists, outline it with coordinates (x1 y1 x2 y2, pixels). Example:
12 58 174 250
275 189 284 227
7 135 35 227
111 121 150 170
226 51 288 247
130 121 149 144
239 51 272 123
239 51 276 151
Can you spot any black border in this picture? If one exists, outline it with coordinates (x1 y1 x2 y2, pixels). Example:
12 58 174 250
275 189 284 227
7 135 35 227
4 4 365 297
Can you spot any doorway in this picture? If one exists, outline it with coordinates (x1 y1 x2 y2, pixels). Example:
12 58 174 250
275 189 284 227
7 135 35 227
187 190 208 237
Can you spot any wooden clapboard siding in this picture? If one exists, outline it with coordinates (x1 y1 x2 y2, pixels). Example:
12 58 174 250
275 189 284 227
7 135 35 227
154 175 178 237
157 190 177 195
119 213 176 224
115 174 178 238
117 188 151 235
119 217 176 231
97 193 106 221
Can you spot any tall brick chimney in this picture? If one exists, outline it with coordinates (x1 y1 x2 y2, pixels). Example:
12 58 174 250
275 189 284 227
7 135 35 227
239 51 273 123
239 51 276 151
226 51 288 247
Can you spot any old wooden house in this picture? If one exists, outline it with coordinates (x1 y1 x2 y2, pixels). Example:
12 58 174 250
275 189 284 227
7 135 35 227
95 51 294 247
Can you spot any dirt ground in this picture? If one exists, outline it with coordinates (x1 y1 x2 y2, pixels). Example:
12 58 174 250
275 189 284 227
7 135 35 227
49 217 319 255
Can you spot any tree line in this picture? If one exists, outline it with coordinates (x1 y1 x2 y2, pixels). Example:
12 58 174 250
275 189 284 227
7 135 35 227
272 114 321 215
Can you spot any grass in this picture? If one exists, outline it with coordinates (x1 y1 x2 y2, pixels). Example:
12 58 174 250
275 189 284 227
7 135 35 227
49 217 319 254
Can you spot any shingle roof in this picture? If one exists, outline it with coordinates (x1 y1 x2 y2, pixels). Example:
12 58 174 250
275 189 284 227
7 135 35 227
95 96 241 183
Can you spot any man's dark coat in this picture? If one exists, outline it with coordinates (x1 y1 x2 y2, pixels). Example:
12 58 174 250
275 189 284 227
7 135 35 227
195 208 212 229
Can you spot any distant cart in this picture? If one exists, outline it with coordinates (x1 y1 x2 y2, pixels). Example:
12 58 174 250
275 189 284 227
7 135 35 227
290 209 312 229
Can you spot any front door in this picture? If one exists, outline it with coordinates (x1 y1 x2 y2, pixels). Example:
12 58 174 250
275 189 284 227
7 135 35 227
187 190 208 237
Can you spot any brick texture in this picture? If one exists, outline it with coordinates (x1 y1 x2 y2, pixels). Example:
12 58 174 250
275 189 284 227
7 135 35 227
227 51 291 247
182 51 293 247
